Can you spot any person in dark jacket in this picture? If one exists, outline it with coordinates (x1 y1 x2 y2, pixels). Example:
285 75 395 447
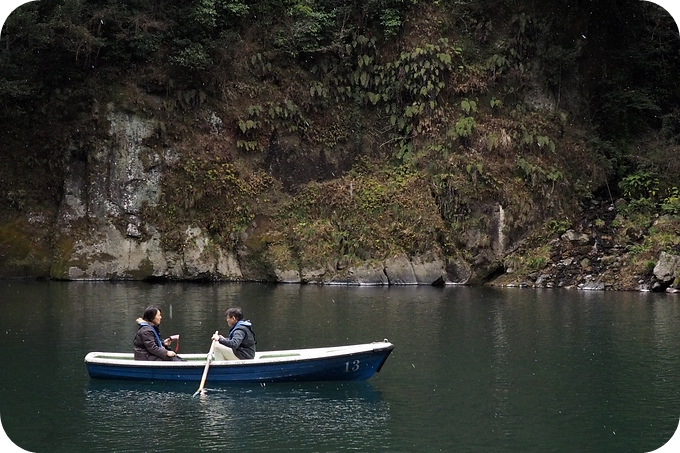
133 305 180 361
212 307 256 360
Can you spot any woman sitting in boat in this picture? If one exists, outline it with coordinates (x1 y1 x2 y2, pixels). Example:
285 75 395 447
133 306 181 361
211 307 256 360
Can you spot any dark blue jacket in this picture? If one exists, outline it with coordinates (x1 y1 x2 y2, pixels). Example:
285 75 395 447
217 320 256 359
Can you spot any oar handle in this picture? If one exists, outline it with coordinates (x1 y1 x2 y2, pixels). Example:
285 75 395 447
195 331 219 395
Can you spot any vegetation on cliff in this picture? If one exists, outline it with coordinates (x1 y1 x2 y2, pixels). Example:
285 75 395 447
1 0 680 287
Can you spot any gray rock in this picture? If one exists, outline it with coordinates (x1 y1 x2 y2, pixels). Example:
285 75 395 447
580 281 605 291
410 254 448 285
384 254 418 284
275 269 301 283
561 230 590 244
653 251 680 283
331 263 389 285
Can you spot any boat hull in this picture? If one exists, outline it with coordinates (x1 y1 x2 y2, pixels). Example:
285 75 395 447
85 342 394 383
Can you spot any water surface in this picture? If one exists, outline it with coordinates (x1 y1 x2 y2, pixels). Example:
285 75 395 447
1 282 679 452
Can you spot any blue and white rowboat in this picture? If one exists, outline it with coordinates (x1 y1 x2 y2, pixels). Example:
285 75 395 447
85 340 394 383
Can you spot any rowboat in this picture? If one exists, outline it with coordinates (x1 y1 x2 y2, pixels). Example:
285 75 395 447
84 340 394 383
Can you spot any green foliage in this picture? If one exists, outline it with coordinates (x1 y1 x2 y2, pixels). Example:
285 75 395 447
644 260 657 275
502 245 550 274
386 41 458 144
170 41 213 71
661 187 680 216
621 197 657 216
307 34 461 161
190 0 219 29
486 12 543 77
535 135 556 153
619 170 659 201
460 99 477 114
453 116 476 138
451 98 478 142
235 100 309 152
238 119 260 134
254 0 416 57
627 242 649 256
274 1 337 56
490 97 503 109
547 218 570 236
515 157 564 196
527 255 547 271
184 0 250 38
380 8 403 38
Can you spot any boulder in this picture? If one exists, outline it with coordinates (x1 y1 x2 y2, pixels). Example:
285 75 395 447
384 254 418 284
561 230 590 244
653 251 680 283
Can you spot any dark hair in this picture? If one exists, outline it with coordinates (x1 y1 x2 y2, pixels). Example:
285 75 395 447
142 306 161 322
225 307 243 321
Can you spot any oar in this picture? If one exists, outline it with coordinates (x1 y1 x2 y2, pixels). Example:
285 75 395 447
193 331 219 397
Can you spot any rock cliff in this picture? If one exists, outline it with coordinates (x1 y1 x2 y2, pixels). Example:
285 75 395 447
29 105 680 290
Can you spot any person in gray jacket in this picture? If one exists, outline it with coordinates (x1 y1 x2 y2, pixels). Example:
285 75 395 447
212 307 256 360
133 305 180 361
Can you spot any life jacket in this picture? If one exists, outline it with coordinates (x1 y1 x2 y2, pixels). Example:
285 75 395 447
139 321 163 348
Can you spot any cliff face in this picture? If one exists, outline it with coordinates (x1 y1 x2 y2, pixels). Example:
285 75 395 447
3 98 495 285
9 99 676 291
49 104 238 281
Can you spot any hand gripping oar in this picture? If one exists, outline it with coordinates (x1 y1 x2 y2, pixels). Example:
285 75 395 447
193 331 219 397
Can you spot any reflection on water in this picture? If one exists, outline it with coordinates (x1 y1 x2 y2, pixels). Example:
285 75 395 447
84 381 389 452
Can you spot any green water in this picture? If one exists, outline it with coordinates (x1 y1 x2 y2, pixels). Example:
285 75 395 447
1 281 679 452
